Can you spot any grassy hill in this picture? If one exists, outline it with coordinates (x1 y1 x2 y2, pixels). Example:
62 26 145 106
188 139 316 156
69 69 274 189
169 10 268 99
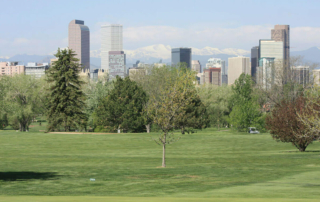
0 124 320 201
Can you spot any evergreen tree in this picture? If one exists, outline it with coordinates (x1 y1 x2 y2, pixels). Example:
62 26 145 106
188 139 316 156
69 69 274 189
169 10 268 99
95 76 147 132
46 49 87 132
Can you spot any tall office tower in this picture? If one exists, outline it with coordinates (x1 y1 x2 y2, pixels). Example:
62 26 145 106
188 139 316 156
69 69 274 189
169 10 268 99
171 48 192 68
271 25 290 66
109 51 126 79
206 58 227 84
259 39 284 61
203 68 221 86
191 60 201 73
258 39 284 88
68 20 90 71
101 24 123 72
228 56 250 85
251 46 260 81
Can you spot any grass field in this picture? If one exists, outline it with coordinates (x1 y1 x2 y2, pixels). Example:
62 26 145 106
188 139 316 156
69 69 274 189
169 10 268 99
1 122 320 202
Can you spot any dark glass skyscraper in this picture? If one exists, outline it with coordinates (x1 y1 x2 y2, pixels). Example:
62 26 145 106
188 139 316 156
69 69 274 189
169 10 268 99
171 48 192 68
251 46 260 80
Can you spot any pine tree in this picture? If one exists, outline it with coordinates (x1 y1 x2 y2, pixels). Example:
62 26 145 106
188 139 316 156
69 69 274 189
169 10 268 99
46 49 87 132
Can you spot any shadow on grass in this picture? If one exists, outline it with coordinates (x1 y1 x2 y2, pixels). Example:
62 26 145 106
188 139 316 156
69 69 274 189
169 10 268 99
0 172 59 181
283 150 320 153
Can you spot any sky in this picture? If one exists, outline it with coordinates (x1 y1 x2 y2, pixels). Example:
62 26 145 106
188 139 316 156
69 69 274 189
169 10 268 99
1 0 320 57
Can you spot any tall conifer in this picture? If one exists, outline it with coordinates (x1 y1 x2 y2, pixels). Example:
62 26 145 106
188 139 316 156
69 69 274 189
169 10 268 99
46 49 87 131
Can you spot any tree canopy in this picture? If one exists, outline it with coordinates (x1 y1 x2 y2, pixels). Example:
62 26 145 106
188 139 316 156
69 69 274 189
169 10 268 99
229 73 264 131
95 76 147 132
266 96 319 152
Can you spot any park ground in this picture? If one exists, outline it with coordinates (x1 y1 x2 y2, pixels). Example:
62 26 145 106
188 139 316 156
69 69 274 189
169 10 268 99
0 122 320 202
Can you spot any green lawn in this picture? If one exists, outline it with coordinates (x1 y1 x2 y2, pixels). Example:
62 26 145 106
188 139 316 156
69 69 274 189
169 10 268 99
0 125 320 201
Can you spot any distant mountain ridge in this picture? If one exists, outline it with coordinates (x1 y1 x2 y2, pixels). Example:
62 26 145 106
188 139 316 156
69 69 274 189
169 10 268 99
3 46 319 70
90 44 250 59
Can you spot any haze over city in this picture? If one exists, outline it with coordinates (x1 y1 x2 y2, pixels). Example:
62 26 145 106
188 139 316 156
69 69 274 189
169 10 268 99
1 0 320 58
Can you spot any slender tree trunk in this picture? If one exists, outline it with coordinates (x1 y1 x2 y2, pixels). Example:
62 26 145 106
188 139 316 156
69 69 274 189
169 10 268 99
181 126 185 134
162 143 166 167
146 124 150 133
64 119 67 132
162 133 166 168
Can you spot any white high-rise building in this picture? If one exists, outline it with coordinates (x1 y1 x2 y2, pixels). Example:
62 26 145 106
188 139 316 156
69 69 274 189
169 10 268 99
228 56 251 85
101 24 123 72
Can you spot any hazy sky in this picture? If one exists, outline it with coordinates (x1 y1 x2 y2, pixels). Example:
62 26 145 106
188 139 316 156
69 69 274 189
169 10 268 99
1 0 320 57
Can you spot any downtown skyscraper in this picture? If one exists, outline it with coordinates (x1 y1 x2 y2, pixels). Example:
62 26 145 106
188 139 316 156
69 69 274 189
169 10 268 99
271 25 290 67
101 24 124 75
68 20 90 71
171 48 192 69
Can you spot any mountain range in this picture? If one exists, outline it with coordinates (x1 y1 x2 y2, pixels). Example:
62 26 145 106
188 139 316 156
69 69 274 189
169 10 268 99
90 44 250 60
1 45 320 70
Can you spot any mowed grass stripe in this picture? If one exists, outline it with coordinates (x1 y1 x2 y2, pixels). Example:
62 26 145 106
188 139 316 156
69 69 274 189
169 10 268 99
0 128 320 198
0 197 319 202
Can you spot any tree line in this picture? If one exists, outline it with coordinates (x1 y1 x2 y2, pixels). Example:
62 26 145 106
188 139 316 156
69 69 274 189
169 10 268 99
0 49 319 167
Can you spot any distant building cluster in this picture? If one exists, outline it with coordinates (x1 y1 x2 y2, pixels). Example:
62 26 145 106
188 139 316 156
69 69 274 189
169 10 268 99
2 22 319 87
0 62 48 78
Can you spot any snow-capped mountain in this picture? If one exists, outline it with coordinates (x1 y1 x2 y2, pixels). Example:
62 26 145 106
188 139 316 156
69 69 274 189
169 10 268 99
90 44 250 59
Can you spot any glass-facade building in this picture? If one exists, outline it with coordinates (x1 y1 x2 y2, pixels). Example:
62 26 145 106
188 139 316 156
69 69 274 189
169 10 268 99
171 48 192 69
251 46 260 80
259 40 284 62
258 39 284 89
257 58 275 89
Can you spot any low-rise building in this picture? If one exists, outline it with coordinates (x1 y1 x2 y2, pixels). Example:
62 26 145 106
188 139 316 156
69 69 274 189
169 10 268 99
0 62 24 76
109 51 126 79
129 68 146 79
292 66 310 87
50 58 58 67
25 63 49 78
313 69 320 85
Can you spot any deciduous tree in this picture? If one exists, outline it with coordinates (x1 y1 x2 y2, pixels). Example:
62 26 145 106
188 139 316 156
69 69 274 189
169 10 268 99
2 74 45 131
266 96 318 152
148 67 197 167
229 73 263 131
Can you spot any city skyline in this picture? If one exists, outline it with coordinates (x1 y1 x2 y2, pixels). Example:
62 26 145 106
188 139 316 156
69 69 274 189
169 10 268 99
1 0 320 57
